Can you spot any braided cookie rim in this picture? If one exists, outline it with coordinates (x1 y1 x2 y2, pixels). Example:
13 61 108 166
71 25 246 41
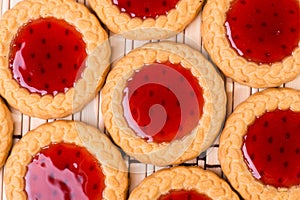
4 120 128 200
0 0 110 119
89 0 203 40
0 98 13 168
202 0 300 88
128 166 240 200
219 88 300 200
101 41 226 166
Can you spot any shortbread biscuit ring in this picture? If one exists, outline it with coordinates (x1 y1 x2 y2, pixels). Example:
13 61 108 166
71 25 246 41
4 120 128 200
102 42 226 166
0 0 110 119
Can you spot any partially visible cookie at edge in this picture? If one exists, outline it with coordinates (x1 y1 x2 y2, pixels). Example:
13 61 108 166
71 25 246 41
89 0 204 40
4 120 128 200
0 98 13 168
219 88 300 199
202 0 300 88
129 166 240 200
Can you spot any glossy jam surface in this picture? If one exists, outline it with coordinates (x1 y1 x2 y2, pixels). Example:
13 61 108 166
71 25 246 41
123 62 204 143
25 143 105 200
9 17 87 96
112 0 179 19
243 109 300 188
159 190 212 200
225 0 300 64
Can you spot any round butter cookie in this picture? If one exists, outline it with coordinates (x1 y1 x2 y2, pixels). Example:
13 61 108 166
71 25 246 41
129 166 239 200
0 98 13 168
101 42 226 166
219 88 300 199
4 120 128 200
89 0 204 40
202 0 300 88
0 0 110 119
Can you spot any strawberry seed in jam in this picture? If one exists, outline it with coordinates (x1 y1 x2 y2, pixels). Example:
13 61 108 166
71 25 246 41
9 17 87 96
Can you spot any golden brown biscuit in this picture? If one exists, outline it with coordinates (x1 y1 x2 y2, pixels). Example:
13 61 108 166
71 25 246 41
89 0 203 40
4 120 128 200
101 41 226 166
0 98 13 168
202 0 300 88
219 88 300 199
0 0 110 119
129 166 240 200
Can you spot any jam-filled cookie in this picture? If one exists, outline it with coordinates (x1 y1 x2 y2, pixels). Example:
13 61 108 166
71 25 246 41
128 166 239 200
219 88 300 199
0 0 110 119
4 120 128 200
0 98 13 168
89 0 204 40
101 42 226 166
202 0 300 88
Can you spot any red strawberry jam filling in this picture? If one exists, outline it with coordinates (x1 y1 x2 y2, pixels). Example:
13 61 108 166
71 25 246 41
9 17 87 96
122 62 204 143
112 0 179 19
25 143 105 200
225 0 300 64
159 190 212 200
243 109 300 188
